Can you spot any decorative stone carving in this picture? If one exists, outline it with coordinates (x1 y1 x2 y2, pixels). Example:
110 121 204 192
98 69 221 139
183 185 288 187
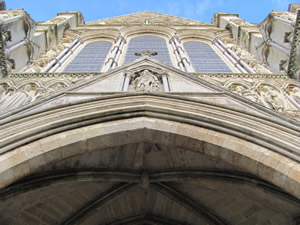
270 11 297 22
251 62 272 74
221 36 235 45
135 50 157 57
230 18 251 26
0 30 8 77
134 70 159 92
230 44 272 73
287 86 300 104
50 17 67 24
229 84 258 102
0 83 8 103
87 11 206 26
47 82 68 94
259 85 285 112
287 10 300 79
0 76 84 113
26 31 77 72
21 83 36 102
0 9 26 20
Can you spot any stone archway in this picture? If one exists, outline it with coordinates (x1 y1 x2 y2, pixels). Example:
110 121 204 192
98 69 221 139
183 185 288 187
0 94 300 224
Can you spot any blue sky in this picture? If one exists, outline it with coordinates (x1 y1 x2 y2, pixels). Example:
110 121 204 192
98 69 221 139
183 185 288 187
6 0 294 24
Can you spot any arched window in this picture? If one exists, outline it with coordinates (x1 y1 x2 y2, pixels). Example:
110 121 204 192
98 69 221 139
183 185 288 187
63 41 112 72
183 41 232 73
123 35 172 66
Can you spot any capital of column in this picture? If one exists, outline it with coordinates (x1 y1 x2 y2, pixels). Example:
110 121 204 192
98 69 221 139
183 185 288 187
115 36 126 44
169 36 180 44
124 71 133 78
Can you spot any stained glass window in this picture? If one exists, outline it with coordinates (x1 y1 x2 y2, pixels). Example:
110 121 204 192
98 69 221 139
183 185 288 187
183 41 232 73
63 41 112 72
123 36 171 66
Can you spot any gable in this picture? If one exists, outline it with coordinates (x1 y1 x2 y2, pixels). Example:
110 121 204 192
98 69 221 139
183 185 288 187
86 11 208 26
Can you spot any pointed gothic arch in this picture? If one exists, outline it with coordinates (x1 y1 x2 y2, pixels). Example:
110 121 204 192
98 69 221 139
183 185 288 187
0 94 299 224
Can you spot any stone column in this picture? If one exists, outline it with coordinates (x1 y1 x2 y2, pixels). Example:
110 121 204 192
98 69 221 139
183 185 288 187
112 38 126 69
171 36 193 72
170 40 185 71
122 73 131 92
103 36 125 72
41 37 81 72
49 40 82 72
215 38 255 73
213 40 247 73
162 74 170 92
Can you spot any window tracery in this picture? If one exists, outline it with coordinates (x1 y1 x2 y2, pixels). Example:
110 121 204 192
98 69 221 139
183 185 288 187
123 35 172 66
183 41 233 73
63 41 112 72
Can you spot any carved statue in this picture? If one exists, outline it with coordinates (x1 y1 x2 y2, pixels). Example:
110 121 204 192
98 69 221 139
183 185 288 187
134 70 159 92
259 86 285 112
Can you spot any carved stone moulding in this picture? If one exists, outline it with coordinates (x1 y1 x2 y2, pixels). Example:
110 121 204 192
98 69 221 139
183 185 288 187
120 25 176 39
9 72 96 79
194 72 287 79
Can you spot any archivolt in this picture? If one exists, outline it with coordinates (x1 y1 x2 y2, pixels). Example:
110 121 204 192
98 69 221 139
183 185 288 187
0 94 299 198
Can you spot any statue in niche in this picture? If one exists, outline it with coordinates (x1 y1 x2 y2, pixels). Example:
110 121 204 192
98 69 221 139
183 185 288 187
259 85 285 112
134 70 159 92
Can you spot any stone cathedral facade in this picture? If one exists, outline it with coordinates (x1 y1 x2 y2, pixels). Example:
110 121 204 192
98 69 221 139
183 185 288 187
0 3 300 225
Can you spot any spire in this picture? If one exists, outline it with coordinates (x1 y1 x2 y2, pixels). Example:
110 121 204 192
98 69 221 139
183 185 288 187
0 0 6 11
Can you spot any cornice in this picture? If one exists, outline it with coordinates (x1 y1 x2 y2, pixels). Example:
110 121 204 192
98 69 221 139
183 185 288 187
193 72 288 79
7 72 288 80
8 72 97 79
